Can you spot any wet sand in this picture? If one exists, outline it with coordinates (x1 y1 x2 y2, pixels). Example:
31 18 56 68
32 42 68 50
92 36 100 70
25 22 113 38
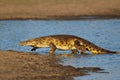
0 50 105 80
0 0 120 20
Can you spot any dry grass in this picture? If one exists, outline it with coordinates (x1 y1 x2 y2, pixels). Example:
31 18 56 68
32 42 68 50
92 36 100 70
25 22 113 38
0 0 120 19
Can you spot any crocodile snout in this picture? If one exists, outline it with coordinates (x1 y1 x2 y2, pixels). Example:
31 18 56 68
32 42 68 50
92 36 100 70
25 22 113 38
19 41 26 46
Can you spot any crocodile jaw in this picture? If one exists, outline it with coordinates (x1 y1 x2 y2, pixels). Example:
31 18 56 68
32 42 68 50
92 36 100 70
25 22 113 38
19 41 27 46
19 41 34 46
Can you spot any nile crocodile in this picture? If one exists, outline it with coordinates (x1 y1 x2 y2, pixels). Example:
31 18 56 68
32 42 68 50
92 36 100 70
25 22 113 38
19 34 119 55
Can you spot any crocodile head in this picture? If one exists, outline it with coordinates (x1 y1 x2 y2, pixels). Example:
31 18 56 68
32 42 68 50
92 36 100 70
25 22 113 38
19 39 36 47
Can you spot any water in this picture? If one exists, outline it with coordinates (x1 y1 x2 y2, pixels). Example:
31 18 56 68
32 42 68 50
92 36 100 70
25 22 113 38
0 19 120 80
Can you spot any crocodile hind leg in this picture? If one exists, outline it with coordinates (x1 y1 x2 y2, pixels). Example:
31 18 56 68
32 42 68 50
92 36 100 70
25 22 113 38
74 40 86 54
71 49 79 54
49 42 56 55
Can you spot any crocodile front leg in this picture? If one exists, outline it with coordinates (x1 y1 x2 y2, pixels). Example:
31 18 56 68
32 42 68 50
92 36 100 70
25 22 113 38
74 40 86 54
49 42 56 55
31 47 38 51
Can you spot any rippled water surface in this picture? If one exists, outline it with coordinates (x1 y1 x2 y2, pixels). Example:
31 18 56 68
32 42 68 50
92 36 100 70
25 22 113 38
0 19 120 80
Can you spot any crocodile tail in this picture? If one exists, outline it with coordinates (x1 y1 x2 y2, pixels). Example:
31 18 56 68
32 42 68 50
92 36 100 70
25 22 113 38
116 52 120 54
93 47 120 54
106 50 116 53
105 49 119 54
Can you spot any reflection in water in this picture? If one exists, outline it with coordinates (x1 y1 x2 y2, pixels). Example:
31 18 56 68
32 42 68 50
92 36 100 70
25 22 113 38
57 53 92 58
36 53 108 80
37 67 107 80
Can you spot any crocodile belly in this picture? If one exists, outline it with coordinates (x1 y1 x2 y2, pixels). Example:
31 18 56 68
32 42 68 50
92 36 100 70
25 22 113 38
56 45 76 50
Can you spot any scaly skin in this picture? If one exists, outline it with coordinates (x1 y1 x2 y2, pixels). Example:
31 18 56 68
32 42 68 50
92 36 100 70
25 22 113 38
19 34 117 55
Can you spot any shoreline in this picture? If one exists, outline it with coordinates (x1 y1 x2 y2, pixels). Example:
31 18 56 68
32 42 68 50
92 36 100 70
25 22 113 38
0 15 120 20
0 50 105 80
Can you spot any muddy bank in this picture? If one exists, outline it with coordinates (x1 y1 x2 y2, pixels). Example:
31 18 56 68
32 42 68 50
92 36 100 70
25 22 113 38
0 0 120 20
0 50 106 80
